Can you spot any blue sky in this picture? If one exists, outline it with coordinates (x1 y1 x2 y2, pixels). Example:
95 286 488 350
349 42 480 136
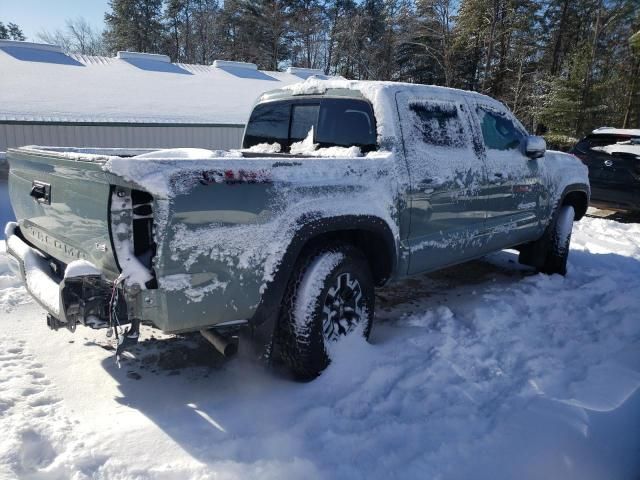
1 0 109 41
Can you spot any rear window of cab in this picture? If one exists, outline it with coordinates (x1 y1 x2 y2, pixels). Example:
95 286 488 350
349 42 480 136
243 98 377 153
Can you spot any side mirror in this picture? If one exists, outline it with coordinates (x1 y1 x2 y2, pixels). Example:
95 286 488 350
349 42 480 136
524 135 546 159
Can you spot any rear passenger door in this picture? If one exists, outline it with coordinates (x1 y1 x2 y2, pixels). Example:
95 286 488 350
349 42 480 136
395 92 488 274
471 103 544 247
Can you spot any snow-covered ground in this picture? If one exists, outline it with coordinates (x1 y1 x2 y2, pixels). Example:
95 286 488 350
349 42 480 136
1 210 639 479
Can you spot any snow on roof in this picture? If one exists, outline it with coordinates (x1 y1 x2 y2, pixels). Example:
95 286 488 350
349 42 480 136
279 76 504 106
0 40 330 125
275 77 506 141
285 66 326 79
592 127 640 137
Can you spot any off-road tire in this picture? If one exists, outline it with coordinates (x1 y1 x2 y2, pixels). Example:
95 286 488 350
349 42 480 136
277 244 375 380
540 205 575 275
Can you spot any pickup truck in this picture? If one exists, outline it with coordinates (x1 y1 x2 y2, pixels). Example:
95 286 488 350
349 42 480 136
4 79 590 378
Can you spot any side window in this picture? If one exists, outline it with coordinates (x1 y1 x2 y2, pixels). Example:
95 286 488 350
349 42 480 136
317 99 377 152
477 107 524 151
409 101 467 148
290 104 319 143
243 102 290 148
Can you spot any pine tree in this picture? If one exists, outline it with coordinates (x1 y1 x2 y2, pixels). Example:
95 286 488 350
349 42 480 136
191 0 220 64
404 0 455 86
62 0 640 134
104 0 165 53
0 22 26 41
289 0 327 69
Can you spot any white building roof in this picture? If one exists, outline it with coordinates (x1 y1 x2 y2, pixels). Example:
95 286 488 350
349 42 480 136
0 40 328 125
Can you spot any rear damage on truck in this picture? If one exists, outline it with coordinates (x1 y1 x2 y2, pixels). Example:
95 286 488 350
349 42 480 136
3 147 166 359
4 144 400 362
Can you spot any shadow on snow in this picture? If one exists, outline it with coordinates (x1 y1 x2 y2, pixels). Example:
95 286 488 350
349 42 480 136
97 248 640 476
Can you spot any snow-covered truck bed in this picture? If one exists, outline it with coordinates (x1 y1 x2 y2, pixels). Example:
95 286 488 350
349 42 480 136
4 79 590 378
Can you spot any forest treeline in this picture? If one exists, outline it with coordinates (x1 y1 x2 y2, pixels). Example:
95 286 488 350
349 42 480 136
4 1 640 144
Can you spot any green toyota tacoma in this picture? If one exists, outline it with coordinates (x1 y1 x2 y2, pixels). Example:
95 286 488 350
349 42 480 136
5 79 590 378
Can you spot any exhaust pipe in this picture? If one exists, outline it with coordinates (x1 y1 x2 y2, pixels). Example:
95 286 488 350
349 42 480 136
200 328 238 357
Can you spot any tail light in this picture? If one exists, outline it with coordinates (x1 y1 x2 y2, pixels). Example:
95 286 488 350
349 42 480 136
131 190 157 288
109 187 157 289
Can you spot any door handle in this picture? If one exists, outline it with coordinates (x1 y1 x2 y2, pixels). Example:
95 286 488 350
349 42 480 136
30 181 51 204
417 178 440 187
416 178 435 193
30 185 46 198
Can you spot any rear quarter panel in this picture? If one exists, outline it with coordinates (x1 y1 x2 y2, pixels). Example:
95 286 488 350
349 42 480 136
110 155 402 333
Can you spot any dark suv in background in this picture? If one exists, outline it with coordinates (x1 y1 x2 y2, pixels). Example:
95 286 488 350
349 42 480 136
571 127 640 212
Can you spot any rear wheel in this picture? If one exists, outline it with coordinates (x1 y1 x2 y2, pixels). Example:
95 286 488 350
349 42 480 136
540 205 575 276
277 245 375 380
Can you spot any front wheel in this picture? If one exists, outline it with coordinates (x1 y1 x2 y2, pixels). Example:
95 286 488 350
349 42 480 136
540 205 575 275
277 245 375 380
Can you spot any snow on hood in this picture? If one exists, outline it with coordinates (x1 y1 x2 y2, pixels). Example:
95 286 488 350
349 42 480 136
592 142 640 157
592 127 640 137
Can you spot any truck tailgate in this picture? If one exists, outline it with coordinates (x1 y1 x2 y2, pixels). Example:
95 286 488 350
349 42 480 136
7 148 120 278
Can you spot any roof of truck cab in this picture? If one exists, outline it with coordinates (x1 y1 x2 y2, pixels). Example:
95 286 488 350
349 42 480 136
253 78 512 142
261 78 505 108
0 40 329 125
